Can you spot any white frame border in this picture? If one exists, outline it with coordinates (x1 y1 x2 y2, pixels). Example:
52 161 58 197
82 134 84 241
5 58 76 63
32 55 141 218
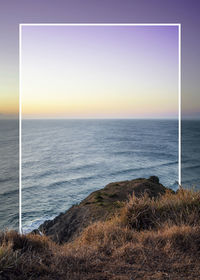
19 23 181 234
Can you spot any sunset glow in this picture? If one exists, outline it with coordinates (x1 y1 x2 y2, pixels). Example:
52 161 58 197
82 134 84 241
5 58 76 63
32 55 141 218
21 25 179 119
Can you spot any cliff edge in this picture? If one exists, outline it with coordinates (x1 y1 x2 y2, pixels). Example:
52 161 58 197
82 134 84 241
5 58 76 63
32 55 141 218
38 176 169 243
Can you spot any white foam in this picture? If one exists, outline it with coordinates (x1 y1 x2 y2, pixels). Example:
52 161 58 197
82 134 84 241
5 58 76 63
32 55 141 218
22 216 54 234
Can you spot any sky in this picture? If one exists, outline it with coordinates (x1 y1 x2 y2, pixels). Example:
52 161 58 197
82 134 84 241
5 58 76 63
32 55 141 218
0 0 200 118
21 25 179 118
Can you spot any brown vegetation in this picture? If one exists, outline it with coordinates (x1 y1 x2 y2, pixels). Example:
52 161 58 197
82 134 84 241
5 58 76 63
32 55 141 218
38 177 167 243
1 188 200 279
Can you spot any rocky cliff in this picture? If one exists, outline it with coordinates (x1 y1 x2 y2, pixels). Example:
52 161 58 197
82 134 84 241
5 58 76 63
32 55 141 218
38 176 169 243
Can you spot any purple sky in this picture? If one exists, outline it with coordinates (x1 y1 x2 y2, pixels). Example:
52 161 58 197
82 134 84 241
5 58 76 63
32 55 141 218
0 0 200 118
21 25 179 118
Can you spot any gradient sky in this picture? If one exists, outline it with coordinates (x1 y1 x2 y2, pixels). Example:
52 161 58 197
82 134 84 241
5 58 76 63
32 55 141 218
21 25 178 118
0 0 200 118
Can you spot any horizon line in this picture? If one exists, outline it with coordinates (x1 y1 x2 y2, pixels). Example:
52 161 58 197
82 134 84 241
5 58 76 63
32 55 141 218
20 23 181 27
21 117 178 120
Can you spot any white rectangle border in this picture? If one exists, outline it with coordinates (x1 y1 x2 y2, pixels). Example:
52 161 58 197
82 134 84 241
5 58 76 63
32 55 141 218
19 23 181 234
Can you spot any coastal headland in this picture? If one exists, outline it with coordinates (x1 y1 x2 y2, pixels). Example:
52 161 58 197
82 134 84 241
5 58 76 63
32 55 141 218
1 176 200 279
37 176 169 243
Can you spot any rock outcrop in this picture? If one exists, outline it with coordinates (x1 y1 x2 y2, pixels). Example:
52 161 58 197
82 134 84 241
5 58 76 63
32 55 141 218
38 176 169 243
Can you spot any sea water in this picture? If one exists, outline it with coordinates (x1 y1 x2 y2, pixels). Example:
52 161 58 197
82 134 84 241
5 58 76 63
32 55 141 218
21 119 179 232
1 119 199 232
0 120 19 230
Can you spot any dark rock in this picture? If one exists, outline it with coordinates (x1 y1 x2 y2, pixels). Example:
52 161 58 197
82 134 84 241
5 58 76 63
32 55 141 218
149 176 159 184
38 176 168 244
31 229 40 235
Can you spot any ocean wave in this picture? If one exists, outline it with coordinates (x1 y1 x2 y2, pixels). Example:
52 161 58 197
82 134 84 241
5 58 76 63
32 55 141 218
46 175 103 190
22 216 54 233
108 161 178 177
22 160 178 193
0 177 15 183
182 164 200 170
0 188 18 197
22 163 98 181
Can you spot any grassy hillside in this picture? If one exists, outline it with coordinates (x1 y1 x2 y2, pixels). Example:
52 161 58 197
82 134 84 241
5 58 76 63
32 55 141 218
38 176 167 243
1 187 200 279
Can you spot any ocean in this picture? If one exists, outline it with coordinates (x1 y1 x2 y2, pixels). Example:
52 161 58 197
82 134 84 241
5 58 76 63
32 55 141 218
182 120 200 188
1 119 199 232
21 119 178 232
0 119 19 230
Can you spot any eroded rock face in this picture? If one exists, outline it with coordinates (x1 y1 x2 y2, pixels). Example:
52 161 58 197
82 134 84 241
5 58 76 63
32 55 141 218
38 176 168 243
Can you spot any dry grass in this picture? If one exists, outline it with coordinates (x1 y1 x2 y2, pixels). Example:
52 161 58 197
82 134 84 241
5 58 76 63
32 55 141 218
1 188 200 279
120 188 200 230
